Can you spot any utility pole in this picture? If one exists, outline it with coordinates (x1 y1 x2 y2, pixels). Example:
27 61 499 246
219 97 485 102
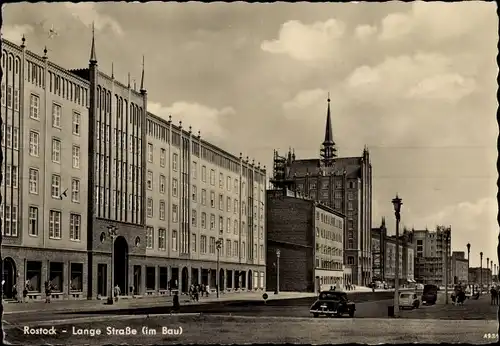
444 230 449 305
480 252 483 294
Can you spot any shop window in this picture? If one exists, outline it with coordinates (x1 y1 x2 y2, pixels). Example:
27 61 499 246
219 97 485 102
26 261 42 292
70 263 83 292
146 267 156 291
49 262 64 292
159 267 168 290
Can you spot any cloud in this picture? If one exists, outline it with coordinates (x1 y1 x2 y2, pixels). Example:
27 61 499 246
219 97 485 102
354 24 377 40
345 52 476 103
1 24 34 42
418 197 498 267
147 101 234 141
283 88 326 111
378 2 494 42
64 3 123 35
261 19 345 61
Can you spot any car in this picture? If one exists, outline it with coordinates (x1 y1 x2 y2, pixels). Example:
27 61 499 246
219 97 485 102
309 291 356 318
421 284 438 305
399 292 420 309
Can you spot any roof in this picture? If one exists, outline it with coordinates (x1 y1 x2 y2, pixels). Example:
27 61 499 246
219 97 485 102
288 157 362 178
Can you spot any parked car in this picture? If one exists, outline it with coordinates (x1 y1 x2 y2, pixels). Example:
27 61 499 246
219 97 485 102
310 291 356 318
421 284 438 305
399 292 420 309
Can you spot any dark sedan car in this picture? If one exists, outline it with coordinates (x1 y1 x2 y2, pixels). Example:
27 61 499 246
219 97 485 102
309 291 356 318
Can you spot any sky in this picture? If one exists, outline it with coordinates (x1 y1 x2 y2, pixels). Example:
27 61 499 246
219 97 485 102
2 2 498 268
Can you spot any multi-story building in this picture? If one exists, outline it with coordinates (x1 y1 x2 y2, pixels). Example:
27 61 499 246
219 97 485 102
468 267 492 288
2 38 90 300
371 218 415 286
266 188 345 292
1 32 266 300
413 226 452 286
270 97 372 286
451 251 468 285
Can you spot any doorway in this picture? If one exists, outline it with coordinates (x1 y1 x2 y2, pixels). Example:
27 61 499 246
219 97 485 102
114 236 129 295
181 267 189 293
97 264 107 297
248 270 253 290
2 257 17 299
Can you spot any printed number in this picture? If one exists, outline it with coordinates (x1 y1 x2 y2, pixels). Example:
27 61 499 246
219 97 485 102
483 333 499 339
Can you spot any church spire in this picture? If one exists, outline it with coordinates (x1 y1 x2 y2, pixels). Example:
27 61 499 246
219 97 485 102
90 22 97 64
140 55 146 93
320 93 337 166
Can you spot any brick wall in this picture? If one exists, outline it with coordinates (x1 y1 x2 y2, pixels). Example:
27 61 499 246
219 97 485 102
266 194 315 292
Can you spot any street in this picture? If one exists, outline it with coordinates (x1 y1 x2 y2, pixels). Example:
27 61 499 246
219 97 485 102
4 292 498 344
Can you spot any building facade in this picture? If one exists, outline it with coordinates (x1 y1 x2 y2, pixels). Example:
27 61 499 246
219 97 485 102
371 218 415 286
1 34 266 300
451 251 468 285
413 226 452 286
266 188 345 292
468 267 492 288
270 97 372 286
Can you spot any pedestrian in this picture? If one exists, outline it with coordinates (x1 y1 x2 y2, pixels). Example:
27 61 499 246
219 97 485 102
23 284 28 303
205 284 210 297
44 281 52 303
12 285 18 302
114 284 121 302
172 291 180 313
490 286 496 305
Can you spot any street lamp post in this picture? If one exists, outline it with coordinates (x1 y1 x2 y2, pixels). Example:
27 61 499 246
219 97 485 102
216 237 223 299
487 257 490 286
107 225 118 305
466 243 471 293
491 260 494 285
275 249 281 295
391 195 402 317
480 252 483 294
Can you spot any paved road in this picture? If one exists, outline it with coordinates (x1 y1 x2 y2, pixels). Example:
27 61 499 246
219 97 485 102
5 315 499 345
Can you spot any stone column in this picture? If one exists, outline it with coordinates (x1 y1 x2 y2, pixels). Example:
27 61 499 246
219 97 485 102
198 267 202 285
155 266 160 293
141 265 146 295
178 265 183 293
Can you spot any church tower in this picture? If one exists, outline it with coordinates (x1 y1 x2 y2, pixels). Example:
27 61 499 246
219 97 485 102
320 94 337 166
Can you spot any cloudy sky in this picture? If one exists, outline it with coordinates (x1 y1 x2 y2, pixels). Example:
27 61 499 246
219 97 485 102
3 2 498 267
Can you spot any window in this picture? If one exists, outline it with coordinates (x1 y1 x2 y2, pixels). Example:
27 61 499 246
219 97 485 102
69 214 81 241
172 204 178 222
348 202 353 211
172 153 178 171
210 214 215 230
159 175 166 194
219 173 224 189
234 219 238 235
192 209 197 227
201 235 207 254
192 233 197 252
52 103 62 128
192 185 197 202
147 171 153 190
5 126 19 150
158 228 166 250
348 256 355 265
28 206 38 236
210 169 215 185
2 205 18 236
147 143 153 163
5 165 18 188
260 245 264 260
52 139 61 163
227 176 231 191
147 198 153 218
159 201 166 220
218 194 223 210
234 179 239 192
72 146 80 168
241 242 245 258
72 112 81 135
210 191 215 208
192 161 197 179
51 174 61 198
201 189 207 205
253 244 257 258
202 166 207 182
226 240 231 257
30 94 40 119
6 86 12 108
227 218 231 233
201 212 207 229
226 197 231 212
233 241 238 257
209 237 216 254
160 148 166 167
172 179 178 197
234 199 238 214
71 179 80 203
13 89 19 110
172 230 178 251
29 131 39 156
219 216 224 232
49 210 62 239
146 227 154 249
